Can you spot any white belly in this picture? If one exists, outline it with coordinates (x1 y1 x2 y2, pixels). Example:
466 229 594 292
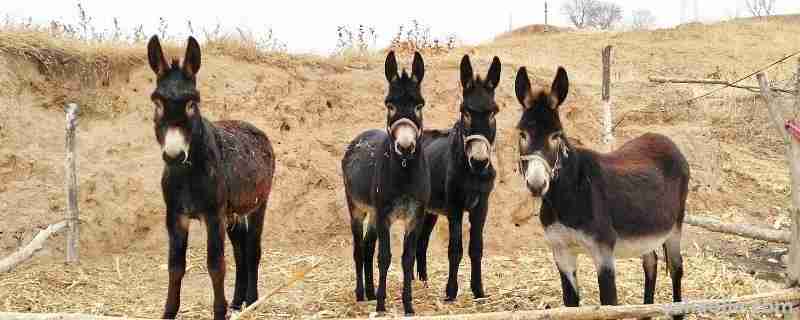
545 223 673 259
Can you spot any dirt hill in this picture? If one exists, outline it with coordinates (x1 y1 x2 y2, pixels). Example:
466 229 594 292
1 17 799 318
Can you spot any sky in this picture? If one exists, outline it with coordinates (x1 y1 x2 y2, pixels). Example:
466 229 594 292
4 0 800 54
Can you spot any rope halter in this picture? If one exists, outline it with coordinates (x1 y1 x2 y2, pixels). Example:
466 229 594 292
387 118 421 167
518 133 568 182
463 134 493 171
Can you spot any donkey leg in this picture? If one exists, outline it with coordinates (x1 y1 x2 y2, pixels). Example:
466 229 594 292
205 214 229 320
468 203 488 299
402 217 422 315
363 224 378 301
641 251 658 320
664 235 684 320
552 246 579 307
163 214 189 319
350 216 366 301
226 226 247 311
445 210 464 302
416 213 438 283
244 204 266 306
375 218 392 313
594 248 618 306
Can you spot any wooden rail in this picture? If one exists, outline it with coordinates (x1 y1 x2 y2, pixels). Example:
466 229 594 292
340 289 800 320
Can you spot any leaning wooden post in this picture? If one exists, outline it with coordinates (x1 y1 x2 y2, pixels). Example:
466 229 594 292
65 103 79 264
601 45 614 151
758 68 800 319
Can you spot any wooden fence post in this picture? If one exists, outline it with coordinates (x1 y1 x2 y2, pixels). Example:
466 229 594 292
65 103 79 264
757 65 800 319
602 45 614 151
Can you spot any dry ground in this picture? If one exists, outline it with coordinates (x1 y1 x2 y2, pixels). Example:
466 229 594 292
2 16 800 319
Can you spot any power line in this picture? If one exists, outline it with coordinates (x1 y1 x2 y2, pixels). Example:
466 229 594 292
612 49 800 132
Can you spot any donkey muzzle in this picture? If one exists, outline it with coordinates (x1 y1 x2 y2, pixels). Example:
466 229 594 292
464 134 492 172
390 118 421 156
162 127 191 166
521 154 551 197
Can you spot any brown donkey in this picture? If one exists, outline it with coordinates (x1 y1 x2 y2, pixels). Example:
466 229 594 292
514 66 689 320
147 35 275 320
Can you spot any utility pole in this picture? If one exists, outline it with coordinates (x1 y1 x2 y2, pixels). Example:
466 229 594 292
545 1 549 25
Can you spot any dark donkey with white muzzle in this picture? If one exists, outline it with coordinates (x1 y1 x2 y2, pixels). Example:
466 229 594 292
147 36 275 320
342 51 430 315
416 55 501 301
514 66 689 320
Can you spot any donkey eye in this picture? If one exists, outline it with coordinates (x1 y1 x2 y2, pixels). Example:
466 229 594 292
386 103 396 116
185 101 195 116
415 104 424 111
153 99 164 119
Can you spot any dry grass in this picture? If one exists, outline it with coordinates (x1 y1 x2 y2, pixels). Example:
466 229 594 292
0 243 784 319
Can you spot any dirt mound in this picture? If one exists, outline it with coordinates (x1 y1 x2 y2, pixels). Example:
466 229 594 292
495 24 568 41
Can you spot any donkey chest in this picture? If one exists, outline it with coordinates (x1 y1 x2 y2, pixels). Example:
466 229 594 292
354 196 422 227
544 223 673 259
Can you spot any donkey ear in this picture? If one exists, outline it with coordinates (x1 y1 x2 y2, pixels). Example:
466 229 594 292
551 67 569 108
486 56 502 90
411 51 424 83
459 54 473 90
515 67 531 109
147 35 169 77
385 51 398 82
182 36 201 78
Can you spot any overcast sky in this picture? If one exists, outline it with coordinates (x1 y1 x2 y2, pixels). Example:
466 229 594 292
4 0 800 54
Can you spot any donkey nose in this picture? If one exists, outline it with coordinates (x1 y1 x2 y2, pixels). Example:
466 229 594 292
395 139 416 155
526 179 549 197
162 150 188 165
468 158 489 172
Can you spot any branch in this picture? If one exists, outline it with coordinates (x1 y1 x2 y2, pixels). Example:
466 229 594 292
0 221 67 273
649 76 795 94
685 215 790 244
340 289 800 320
232 258 324 320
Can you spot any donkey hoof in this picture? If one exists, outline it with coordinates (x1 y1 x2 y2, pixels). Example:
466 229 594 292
473 291 487 299
404 309 415 316
366 293 377 301
161 313 177 319
444 296 457 303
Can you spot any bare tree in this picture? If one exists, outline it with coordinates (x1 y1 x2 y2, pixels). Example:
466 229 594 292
562 0 623 30
631 9 657 30
562 0 599 29
746 0 776 17
592 2 623 30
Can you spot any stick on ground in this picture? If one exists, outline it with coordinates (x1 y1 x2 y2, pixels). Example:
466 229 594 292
685 215 790 244
0 221 68 273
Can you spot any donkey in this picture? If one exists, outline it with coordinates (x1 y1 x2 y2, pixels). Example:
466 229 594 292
416 55 501 301
147 35 275 320
342 51 429 315
514 66 689 319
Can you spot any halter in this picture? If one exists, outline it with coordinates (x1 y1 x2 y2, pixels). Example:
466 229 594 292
463 134 493 170
387 118 422 167
518 133 568 182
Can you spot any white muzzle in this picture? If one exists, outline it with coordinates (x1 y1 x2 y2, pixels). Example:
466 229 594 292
389 118 421 155
163 127 190 162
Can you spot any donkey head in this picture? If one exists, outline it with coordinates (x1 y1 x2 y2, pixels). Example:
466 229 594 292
459 55 501 173
384 51 425 157
147 35 202 167
514 66 570 197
